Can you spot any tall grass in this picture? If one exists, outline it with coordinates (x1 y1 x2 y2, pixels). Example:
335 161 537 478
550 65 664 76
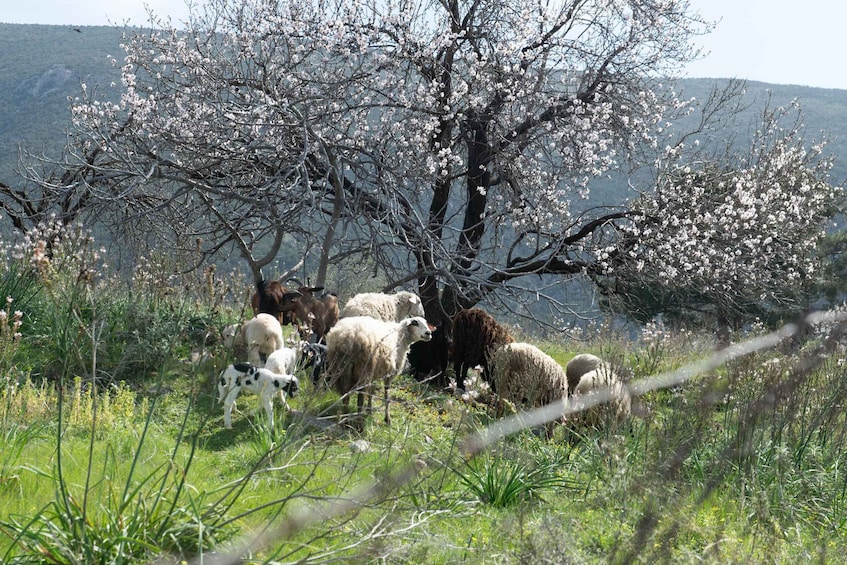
1 219 847 562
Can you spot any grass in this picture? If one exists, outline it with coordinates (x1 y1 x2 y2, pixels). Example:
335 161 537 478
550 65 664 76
0 223 847 562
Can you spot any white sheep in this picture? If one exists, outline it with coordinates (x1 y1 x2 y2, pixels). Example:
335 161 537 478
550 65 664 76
566 361 631 430
325 315 432 425
240 313 285 366
222 323 244 349
217 362 299 429
264 346 298 376
339 291 425 322
565 353 603 395
490 342 569 435
263 341 314 376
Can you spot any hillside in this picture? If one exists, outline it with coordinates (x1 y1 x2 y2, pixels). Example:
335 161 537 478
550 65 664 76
0 24 125 181
1 22 846 208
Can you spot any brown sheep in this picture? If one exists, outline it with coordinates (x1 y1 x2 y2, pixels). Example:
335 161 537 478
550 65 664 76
451 308 514 392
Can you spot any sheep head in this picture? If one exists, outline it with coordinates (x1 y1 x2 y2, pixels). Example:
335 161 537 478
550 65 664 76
402 316 434 344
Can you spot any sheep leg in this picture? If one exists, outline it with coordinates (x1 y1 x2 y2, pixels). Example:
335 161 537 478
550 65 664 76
261 392 275 429
365 384 374 414
383 378 391 425
358 389 368 415
482 362 496 393
247 345 261 366
277 390 291 411
222 387 241 429
454 360 467 391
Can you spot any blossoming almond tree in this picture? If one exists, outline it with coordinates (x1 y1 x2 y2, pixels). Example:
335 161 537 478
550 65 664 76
601 100 843 337
12 0 751 322
60 0 718 319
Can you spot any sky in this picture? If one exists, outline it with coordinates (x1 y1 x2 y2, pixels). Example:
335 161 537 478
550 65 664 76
2 0 845 91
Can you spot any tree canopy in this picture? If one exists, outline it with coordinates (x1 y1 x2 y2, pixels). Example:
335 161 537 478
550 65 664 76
4 0 841 329
600 98 843 333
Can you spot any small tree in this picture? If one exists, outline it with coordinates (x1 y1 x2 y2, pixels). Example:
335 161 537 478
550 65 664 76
602 100 842 338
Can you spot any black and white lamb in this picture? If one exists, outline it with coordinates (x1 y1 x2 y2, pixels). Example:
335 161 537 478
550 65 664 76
325 315 432 425
217 362 299 429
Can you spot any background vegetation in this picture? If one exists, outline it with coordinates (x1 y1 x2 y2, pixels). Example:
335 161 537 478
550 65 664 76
2 24 846 196
0 221 845 563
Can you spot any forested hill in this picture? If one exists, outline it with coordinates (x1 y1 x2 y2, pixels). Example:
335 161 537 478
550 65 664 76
2 22 846 195
0 24 125 181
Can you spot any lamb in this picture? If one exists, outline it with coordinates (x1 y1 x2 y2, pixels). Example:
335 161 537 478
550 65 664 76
301 341 328 384
325 315 433 425
565 353 603 395
263 340 326 382
241 313 286 366
450 308 514 391
566 361 631 430
490 342 569 436
221 323 244 350
217 362 299 429
339 291 425 322
263 345 300 376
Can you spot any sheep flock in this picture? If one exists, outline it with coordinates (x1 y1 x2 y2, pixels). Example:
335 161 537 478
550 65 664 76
215 284 632 437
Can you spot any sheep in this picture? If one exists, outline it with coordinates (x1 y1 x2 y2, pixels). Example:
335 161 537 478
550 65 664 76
490 342 569 436
241 313 286 366
280 286 340 343
566 361 631 431
450 308 514 392
263 345 300 376
407 318 452 387
491 342 569 410
221 323 243 350
325 315 433 425
339 291 425 322
217 362 299 429
565 353 603 395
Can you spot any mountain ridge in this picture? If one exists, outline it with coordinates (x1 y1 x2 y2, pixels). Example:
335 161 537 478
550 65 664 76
2 22 845 193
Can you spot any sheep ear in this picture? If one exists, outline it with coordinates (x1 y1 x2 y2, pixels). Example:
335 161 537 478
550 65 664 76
409 295 420 304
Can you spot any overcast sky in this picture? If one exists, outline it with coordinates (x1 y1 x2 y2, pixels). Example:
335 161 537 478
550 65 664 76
2 0 845 90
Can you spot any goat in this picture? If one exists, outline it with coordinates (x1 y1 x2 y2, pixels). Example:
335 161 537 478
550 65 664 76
280 286 340 343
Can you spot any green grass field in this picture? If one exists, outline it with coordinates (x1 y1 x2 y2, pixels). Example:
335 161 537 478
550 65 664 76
1 227 846 563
